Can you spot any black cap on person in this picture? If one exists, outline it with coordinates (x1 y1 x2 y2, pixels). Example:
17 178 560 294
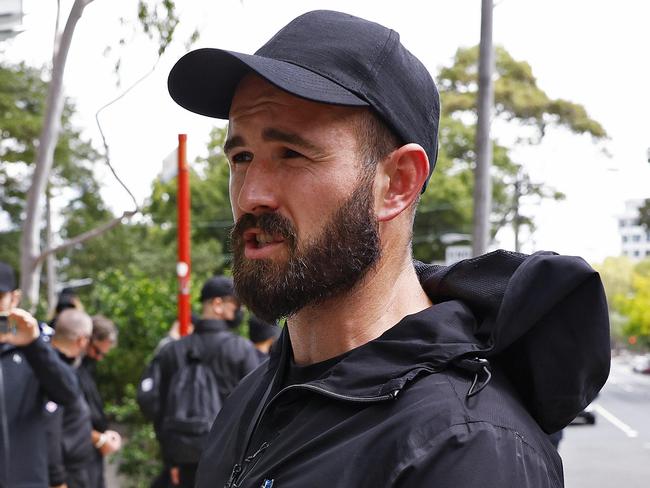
200 276 236 303
248 315 281 344
168 10 440 190
0 262 16 293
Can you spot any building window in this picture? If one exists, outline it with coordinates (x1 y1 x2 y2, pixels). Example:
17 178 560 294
633 235 641 242
623 235 629 243
634 250 640 257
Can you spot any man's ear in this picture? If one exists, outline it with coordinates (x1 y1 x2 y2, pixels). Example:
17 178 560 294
375 144 429 222
210 297 224 315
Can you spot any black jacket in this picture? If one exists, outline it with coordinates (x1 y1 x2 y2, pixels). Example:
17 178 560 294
147 319 261 463
0 336 80 488
44 352 95 486
195 251 610 488
78 357 109 432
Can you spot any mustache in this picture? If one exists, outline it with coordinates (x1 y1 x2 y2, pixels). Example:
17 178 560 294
230 212 297 247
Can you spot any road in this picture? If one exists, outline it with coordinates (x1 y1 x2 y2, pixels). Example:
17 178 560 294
560 354 650 487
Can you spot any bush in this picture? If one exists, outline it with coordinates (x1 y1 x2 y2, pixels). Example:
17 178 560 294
85 267 208 486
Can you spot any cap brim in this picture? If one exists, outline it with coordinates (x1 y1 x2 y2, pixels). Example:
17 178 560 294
168 48 369 119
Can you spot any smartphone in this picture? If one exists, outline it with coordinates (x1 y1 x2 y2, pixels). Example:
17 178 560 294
0 312 11 334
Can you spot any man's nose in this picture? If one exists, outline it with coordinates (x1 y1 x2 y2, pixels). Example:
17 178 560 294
236 159 280 216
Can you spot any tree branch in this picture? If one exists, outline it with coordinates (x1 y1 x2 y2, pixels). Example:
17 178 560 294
35 210 138 266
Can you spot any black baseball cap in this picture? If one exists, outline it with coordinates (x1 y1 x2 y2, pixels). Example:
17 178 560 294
200 276 236 303
168 10 440 190
249 315 281 343
0 262 16 293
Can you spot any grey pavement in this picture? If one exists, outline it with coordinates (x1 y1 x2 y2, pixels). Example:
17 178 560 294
560 354 650 487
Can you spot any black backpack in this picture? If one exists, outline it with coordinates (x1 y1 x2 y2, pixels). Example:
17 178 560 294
160 335 224 464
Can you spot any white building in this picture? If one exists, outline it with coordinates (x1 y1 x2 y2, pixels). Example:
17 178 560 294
618 199 650 260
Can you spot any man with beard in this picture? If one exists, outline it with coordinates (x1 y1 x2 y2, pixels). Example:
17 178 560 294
145 276 260 487
77 315 121 488
167 10 610 488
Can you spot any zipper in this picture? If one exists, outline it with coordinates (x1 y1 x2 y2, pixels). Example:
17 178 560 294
225 382 401 487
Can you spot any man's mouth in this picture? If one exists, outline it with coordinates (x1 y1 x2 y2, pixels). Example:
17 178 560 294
244 229 285 249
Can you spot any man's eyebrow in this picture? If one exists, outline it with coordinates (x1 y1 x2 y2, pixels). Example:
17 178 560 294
223 135 245 154
262 128 320 152
223 129 320 154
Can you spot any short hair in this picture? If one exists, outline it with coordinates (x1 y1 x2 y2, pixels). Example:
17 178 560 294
353 109 420 222
91 315 118 344
54 309 92 343
353 109 401 169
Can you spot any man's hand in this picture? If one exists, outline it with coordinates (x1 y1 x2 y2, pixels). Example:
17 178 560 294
170 466 180 485
100 430 122 455
50 484 68 488
94 429 122 456
0 308 40 346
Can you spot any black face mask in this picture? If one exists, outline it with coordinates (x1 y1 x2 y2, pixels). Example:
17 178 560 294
226 307 244 329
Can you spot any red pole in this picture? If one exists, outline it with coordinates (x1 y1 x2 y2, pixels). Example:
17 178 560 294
177 134 191 337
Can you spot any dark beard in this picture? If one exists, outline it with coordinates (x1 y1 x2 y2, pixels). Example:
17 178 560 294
231 175 380 322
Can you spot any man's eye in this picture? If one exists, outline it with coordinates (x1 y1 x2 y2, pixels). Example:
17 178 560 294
231 152 253 163
283 149 304 159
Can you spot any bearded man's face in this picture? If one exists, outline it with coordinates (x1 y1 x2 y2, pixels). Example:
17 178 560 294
231 174 380 322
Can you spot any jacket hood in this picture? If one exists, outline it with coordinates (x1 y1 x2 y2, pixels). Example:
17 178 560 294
270 250 610 433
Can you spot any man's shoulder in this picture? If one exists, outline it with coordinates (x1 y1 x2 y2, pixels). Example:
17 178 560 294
201 330 256 354
395 366 552 450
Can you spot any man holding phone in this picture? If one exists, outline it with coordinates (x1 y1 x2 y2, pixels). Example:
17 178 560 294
0 261 79 487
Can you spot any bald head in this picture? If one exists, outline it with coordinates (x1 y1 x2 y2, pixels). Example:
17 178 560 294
54 308 92 344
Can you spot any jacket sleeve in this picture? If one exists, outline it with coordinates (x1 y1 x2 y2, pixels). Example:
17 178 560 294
237 340 261 380
393 422 562 488
45 404 66 486
21 335 79 406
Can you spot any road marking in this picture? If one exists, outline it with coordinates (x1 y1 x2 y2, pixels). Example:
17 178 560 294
592 404 638 438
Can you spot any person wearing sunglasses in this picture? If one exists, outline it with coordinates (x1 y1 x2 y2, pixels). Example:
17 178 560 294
77 315 121 488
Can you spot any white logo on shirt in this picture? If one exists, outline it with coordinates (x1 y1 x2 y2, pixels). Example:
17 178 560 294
141 378 154 392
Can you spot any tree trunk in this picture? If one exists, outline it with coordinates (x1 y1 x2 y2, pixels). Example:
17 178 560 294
19 0 94 311
45 188 58 315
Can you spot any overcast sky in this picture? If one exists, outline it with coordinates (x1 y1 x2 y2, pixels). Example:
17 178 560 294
5 0 650 264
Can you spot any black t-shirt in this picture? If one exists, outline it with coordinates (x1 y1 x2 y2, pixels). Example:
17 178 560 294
245 350 351 461
282 351 349 388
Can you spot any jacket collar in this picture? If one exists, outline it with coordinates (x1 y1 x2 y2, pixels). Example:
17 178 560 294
267 250 610 433
195 318 230 334
268 299 482 400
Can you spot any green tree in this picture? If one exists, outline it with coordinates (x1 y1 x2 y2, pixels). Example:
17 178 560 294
615 272 650 348
147 126 232 274
0 62 100 276
414 46 606 262
594 256 635 310
637 198 650 231
85 269 177 487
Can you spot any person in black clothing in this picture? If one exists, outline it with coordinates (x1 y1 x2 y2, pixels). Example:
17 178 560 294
248 315 281 361
45 308 94 488
142 276 260 487
49 287 84 329
166 10 610 487
77 314 121 488
0 261 80 488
